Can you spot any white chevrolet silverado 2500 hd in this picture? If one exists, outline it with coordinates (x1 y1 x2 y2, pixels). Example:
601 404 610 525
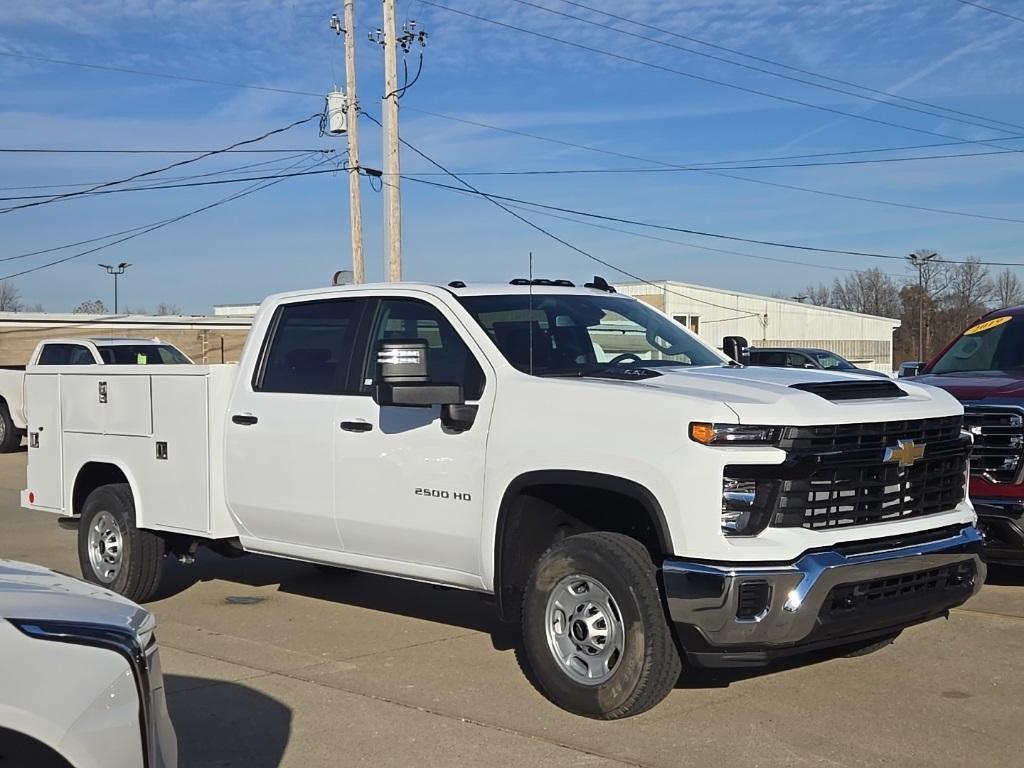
0 337 191 453
21 279 984 719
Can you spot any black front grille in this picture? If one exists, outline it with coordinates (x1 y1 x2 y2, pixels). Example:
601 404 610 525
779 415 962 453
963 406 1024 484
824 561 976 619
730 416 968 531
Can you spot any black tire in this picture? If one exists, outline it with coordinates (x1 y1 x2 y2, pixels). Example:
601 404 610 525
841 631 902 658
0 400 21 453
78 484 165 603
517 532 681 719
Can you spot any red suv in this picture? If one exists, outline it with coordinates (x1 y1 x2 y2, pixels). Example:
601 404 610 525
908 308 1024 563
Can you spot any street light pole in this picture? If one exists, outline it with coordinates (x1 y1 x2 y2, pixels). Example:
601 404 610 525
907 251 937 361
98 262 131 314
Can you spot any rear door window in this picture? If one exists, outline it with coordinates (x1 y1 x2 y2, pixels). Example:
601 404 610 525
255 298 369 394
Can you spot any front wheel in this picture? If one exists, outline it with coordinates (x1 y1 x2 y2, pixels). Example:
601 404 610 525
78 483 165 603
517 532 681 719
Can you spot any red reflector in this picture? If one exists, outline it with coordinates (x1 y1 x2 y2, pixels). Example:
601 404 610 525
28 492 35 504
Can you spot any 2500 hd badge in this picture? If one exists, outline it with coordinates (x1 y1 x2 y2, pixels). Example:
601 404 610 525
415 487 472 501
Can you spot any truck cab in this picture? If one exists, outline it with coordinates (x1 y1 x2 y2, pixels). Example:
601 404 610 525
907 307 1024 562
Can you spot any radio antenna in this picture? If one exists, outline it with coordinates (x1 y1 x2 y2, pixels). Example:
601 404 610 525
528 251 534 375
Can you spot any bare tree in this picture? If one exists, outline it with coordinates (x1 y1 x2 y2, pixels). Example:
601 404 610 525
0 280 22 312
155 302 181 316
802 283 832 307
74 299 108 314
25 303 45 312
944 257 992 316
994 269 1024 308
830 268 902 317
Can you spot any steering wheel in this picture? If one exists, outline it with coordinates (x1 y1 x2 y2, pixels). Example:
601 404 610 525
607 353 644 366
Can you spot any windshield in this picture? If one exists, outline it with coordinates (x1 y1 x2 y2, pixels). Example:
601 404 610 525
813 351 855 370
457 294 723 376
930 315 1024 374
98 344 191 365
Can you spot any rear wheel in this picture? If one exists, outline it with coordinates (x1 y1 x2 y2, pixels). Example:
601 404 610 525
0 401 21 453
517 532 681 719
78 483 165 603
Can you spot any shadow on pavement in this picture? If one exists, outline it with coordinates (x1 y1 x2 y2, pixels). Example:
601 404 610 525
165 674 291 768
985 563 1024 586
158 550 517 649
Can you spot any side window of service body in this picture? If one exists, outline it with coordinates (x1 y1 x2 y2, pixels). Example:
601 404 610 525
363 298 486 400
255 298 368 395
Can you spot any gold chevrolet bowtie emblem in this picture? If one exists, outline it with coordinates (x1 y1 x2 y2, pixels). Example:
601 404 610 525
884 439 926 468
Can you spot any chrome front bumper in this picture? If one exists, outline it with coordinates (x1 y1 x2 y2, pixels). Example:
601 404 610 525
663 525 985 660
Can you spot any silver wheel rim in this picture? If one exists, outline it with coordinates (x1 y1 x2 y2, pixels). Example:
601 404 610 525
88 511 123 584
544 574 625 686
0 416 6 443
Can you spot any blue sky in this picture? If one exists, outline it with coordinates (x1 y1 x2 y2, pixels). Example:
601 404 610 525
1 0 1023 313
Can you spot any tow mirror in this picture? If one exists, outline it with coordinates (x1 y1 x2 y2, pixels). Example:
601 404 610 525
722 336 749 364
373 339 477 431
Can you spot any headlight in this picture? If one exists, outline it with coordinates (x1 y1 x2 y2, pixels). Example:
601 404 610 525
721 475 778 536
690 422 782 446
10 619 155 768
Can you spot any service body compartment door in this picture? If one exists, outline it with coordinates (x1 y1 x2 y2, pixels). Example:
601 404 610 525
25 373 63 509
61 373 152 436
140 375 211 533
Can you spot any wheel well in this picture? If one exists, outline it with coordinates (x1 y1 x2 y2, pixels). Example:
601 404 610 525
72 462 129 516
0 726 74 768
493 473 672 622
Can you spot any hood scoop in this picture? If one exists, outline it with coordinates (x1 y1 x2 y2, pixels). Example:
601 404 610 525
790 379 907 401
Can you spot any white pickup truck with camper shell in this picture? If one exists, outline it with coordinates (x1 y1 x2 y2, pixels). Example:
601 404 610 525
0 337 191 453
21 277 984 719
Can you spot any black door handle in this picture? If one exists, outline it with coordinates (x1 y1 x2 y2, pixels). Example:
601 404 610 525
340 420 373 433
232 414 259 426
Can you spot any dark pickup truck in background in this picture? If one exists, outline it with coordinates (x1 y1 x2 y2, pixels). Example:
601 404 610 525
906 307 1024 563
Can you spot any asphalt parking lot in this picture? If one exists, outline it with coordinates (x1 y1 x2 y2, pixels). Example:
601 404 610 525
1 452 1022 767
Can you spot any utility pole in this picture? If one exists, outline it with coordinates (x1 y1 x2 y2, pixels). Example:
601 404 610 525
330 9 365 284
98 262 130 314
381 0 402 281
908 251 937 360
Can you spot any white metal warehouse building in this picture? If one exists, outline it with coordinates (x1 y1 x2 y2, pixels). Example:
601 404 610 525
616 280 901 373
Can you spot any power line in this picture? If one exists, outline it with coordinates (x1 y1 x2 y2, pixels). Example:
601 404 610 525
955 0 1024 24
399 175 1024 267
0 151 327 192
548 0 1024 133
0 148 327 154
5 144 1019 230
405 106 1024 167
0 154 335 281
507 0 1022 136
0 156 328 264
437 183 875 274
0 49 321 97
395 110 1024 224
0 114 323 214
418 1 1021 151
0 167 345 202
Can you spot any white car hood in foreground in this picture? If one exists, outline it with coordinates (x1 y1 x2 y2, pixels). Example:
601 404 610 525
0 560 153 638
622 365 960 424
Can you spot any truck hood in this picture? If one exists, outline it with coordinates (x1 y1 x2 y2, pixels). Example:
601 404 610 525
910 371 1024 402
0 559 154 639
599 365 957 424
